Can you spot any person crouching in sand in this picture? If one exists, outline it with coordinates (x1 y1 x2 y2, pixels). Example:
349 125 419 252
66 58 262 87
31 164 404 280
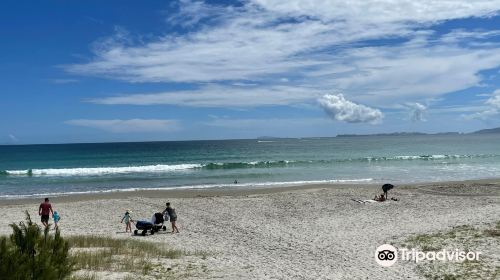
162 202 180 233
121 210 133 233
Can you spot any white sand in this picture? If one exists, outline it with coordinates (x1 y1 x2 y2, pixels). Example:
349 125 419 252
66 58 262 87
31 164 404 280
1 182 499 279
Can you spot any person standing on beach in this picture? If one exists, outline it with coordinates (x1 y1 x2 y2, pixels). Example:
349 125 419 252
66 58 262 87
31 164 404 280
38 197 53 228
53 211 61 230
162 202 180 233
121 210 133 233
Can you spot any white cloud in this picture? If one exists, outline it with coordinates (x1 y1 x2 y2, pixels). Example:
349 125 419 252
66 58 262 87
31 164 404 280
8 134 18 143
65 0 500 110
253 0 500 23
406 102 427 122
486 89 500 109
88 85 318 107
65 119 178 133
318 94 383 123
463 89 500 120
66 0 500 82
329 44 500 103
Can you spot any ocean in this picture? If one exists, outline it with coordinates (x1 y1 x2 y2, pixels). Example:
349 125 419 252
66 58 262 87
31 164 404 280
1 134 499 198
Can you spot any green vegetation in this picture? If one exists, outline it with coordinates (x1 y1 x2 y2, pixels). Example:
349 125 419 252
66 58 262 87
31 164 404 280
67 235 185 279
483 221 500 238
0 211 73 280
402 221 500 280
0 214 207 279
404 225 477 252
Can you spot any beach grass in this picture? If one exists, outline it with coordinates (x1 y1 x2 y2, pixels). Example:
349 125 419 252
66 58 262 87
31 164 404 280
1 232 209 279
402 221 500 280
68 235 183 259
67 235 184 279
68 272 98 280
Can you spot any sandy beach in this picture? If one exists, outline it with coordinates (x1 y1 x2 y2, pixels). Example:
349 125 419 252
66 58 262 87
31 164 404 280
1 180 499 279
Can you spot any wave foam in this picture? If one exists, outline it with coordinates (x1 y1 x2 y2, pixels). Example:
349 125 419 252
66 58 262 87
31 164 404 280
362 154 489 161
0 178 374 199
4 164 202 176
1 154 496 176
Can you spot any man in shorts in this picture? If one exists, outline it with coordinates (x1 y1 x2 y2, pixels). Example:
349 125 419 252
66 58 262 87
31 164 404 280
39 197 53 227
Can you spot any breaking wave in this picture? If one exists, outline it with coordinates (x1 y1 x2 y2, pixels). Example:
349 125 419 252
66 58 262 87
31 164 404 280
1 154 496 177
2 164 202 176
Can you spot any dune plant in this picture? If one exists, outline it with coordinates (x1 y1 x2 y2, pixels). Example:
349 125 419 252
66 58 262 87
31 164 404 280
0 211 73 280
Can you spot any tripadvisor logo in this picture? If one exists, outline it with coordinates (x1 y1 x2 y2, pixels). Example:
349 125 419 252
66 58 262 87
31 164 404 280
375 244 397 267
375 244 481 267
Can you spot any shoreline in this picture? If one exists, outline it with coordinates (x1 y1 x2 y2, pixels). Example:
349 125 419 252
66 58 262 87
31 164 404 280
2 177 499 206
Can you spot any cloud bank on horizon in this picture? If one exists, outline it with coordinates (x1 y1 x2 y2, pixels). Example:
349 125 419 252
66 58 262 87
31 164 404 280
63 0 500 128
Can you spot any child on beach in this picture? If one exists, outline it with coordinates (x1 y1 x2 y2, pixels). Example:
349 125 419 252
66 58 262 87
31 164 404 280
53 211 60 230
121 210 133 233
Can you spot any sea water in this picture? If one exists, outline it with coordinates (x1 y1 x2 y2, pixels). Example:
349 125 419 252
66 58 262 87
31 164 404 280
1 134 499 198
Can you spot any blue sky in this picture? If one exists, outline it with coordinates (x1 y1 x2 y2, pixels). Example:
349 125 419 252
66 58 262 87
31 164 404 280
2 0 500 144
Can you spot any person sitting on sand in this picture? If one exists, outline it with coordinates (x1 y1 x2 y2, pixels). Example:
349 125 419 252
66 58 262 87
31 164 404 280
121 210 133 233
39 197 54 228
374 194 386 202
53 211 61 230
162 202 180 233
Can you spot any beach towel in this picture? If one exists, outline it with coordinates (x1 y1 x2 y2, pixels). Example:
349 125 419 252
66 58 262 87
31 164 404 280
351 199 378 204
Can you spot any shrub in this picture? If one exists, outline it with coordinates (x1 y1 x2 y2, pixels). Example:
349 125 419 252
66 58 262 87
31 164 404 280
0 211 73 280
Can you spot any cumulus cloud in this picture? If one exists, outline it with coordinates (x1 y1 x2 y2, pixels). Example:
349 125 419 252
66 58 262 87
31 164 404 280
65 119 178 133
406 102 427 122
318 94 383 123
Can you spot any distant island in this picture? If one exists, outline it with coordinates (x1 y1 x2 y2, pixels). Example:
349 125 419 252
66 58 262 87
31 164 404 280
258 127 500 139
336 127 500 137
472 127 500 134
336 132 461 137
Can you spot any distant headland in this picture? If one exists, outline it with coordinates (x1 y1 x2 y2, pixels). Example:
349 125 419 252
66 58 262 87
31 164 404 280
336 127 500 137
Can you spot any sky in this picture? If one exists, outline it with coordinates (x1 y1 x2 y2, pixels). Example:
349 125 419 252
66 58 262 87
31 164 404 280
1 0 500 144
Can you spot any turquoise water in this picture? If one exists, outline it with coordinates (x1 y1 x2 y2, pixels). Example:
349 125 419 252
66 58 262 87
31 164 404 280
1 134 500 198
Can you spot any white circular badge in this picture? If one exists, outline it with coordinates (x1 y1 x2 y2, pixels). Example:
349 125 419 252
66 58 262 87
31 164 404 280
375 244 398 267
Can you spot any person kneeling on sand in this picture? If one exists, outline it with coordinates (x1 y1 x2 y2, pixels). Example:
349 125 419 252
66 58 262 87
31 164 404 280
162 202 180 233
